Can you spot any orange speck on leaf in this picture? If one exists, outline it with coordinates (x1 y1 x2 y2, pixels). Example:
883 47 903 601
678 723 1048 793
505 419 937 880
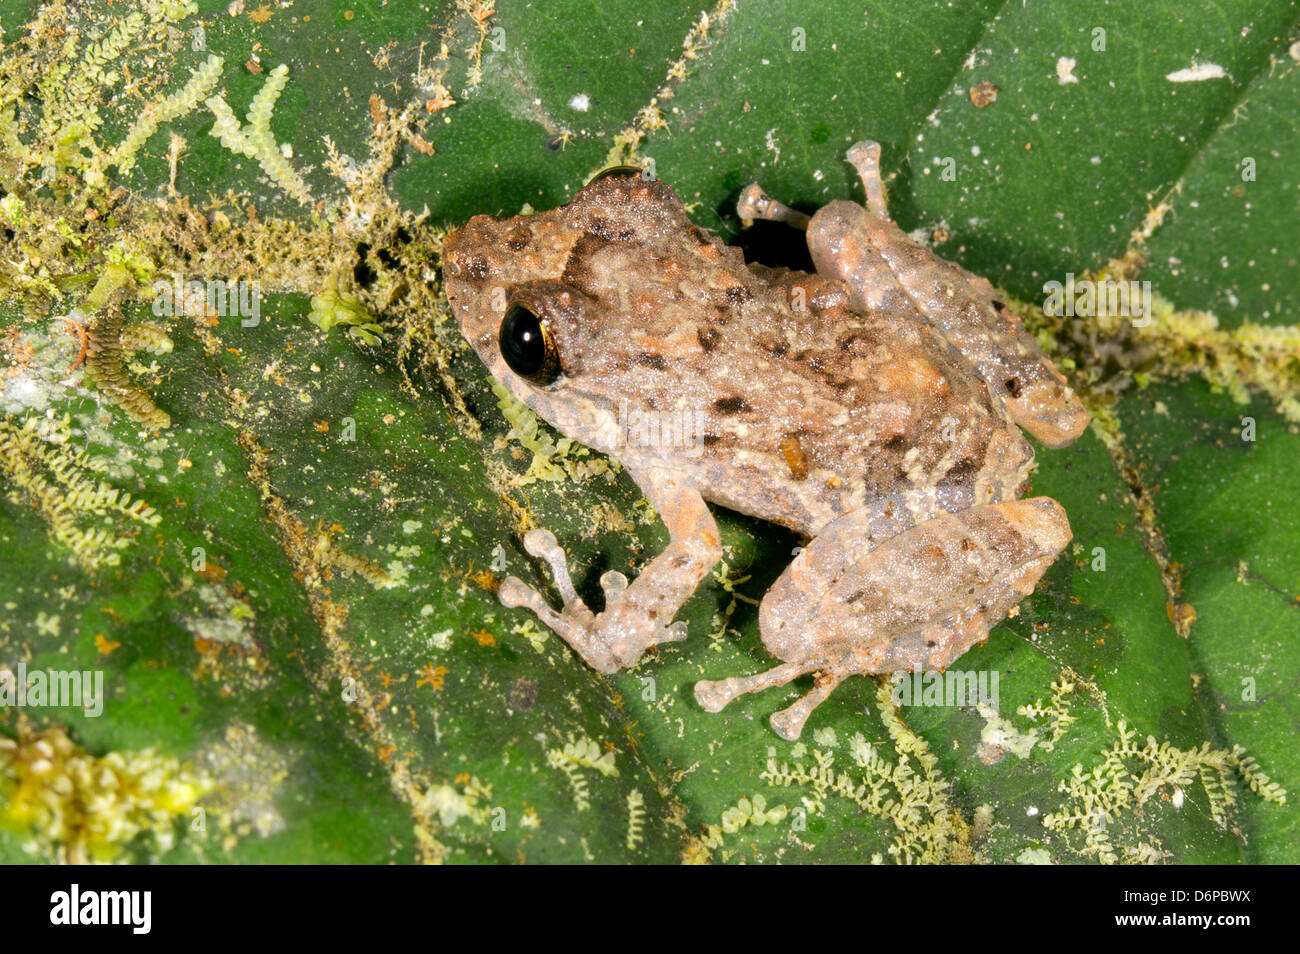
94 634 121 655
197 561 227 583
471 629 496 647
416 664 448 690
61 316 88 369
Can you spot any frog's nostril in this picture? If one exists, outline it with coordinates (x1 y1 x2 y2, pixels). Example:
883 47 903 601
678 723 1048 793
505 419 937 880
1004 377 1022 399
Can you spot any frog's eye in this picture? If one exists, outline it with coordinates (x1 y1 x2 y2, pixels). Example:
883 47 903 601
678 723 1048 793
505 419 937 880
500 302 562 386
587 165 645 184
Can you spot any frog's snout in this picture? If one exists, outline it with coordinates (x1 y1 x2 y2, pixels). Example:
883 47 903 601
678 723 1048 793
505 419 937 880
442 221 504 347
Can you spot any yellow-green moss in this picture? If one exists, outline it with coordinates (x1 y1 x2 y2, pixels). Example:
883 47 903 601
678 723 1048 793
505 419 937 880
0 721 211 863
760 681 972 864
545 734 619 812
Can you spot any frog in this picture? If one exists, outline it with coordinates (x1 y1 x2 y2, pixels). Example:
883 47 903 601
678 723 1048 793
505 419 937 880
442 140 1089 741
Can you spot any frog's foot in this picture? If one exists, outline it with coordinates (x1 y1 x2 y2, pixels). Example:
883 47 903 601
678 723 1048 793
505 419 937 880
500 529 690 674
845 140 890 219
499 529 597 651
695 656 849 741
737 183 811 230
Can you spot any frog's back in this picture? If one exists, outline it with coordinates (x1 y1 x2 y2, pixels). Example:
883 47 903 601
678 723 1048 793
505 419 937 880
570 246 1033 535
694 287 1032 534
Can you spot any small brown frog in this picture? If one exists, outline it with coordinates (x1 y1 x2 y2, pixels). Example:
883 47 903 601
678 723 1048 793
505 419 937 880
443 141 1088 740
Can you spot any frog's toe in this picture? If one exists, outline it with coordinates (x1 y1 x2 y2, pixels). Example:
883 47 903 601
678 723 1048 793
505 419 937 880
846 139 882 170
599 569 628 601
693 678 737 713
498 575 551 616
769 669 849 741
520 528 582 607
499 575 591 637
736 183 810 230
694 658 825 715
653 619 689 646
845 140 890 219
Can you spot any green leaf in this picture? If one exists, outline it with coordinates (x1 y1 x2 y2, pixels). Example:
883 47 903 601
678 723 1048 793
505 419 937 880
0 0 1294 864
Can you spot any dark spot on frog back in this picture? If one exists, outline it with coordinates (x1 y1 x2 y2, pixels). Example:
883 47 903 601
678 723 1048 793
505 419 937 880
837 326 886 356
713 394 751 414
561 233 606 295
794 348 856 393
943 456 981 484
697 327 722 353
501 227 530 252
635 352 669 370
587 216 636 243
881 433 908 451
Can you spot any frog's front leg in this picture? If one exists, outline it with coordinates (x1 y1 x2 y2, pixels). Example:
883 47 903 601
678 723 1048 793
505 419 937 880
696 497 1072 740
500 468 722 673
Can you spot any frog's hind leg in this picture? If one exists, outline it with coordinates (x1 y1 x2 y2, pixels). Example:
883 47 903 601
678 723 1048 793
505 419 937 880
696 497 1073 740
838 141 1089 447
845 140 891 219
736 183 811 230
695 658 850 742
739 140 891 226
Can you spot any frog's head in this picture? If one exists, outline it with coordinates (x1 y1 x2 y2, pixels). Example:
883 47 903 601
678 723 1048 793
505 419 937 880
443 171 694 453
